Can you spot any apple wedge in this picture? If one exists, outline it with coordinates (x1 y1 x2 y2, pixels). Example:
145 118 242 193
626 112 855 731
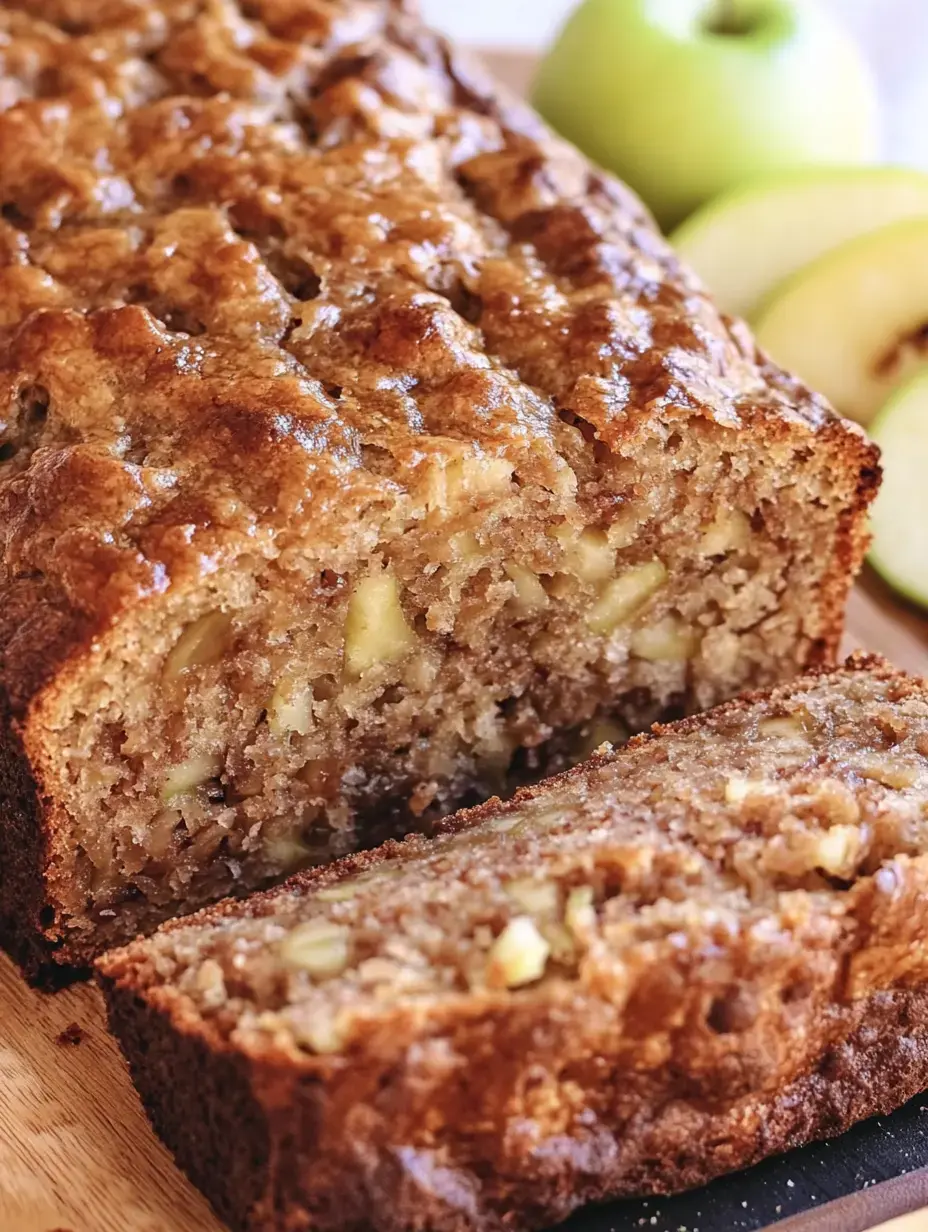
672 168 928 320
753 218 928 426
869 371 928 609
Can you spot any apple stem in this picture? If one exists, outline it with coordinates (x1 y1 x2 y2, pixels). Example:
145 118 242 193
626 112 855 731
708 0 747 36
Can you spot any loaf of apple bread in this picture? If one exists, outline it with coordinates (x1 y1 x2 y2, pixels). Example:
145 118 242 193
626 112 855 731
98 656 928 1232
0 0 877 980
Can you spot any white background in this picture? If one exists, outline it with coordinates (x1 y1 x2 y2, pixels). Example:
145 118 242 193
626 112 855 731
420 0 928 168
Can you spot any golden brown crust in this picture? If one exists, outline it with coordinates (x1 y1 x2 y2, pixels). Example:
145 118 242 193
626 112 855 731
98 656 928 1231
101 977 928 1232
0 0 877 978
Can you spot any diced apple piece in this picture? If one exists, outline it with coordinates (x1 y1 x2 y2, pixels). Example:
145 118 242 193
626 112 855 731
553 525 616 582
485 916 550 989
421 453 512 513
164 611 233 679
162 753 222 801
856 755 919 790
572 529 616 581
267 676 313 737
607 508 644 550
754 218 928 425
724 776 768 805
757 714 809 743
292 1009 347 1055
264 833 314 871
194 959 227 1007
586 561 667 635
447 454 513 500
564 885 596 938
813 825 863 878
504 562 548 615
673 167 928 320
699 509 751 556
450 530 482 560
279 919 351 978
630 616 697 663
344 570 417 678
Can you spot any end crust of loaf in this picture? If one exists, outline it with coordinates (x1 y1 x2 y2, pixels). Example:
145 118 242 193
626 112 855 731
99 655 928 1231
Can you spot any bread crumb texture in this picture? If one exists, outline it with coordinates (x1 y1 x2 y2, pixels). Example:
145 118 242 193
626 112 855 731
105 658 928 1053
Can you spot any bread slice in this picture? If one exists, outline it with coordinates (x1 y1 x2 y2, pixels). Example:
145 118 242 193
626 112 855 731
0 2 877 980
99 655 928 1232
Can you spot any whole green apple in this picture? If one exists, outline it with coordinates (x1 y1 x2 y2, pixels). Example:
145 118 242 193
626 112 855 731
532 0 880 231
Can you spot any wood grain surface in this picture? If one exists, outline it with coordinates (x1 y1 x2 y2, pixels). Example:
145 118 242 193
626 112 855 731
0 954 221 1232
3 44 928 1232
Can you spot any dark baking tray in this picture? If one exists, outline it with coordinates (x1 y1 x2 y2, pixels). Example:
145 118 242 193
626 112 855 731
558 1091 928 1232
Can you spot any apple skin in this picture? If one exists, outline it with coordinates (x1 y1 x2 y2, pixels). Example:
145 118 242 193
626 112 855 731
532 0 880 231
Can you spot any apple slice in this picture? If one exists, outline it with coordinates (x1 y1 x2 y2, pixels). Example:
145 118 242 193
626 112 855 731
869 371 928 610
753 218 928 426
672 168 928 321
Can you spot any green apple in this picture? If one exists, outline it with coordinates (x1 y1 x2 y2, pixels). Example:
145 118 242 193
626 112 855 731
532 0 879 232
754 219 928 426
869 371 928 610
672 168 928 321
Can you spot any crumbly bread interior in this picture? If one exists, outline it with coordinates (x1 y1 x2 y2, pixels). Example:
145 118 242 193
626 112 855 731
119 661 928 1058
42 420 839 956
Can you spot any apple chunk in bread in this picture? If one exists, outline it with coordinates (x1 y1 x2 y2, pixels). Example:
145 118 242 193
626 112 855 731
98 658 928 1231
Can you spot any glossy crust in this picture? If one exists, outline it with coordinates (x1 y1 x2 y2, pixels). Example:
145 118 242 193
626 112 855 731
99 657 928 1231
0 0 877 981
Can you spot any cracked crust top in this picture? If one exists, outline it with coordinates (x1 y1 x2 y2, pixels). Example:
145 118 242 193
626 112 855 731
0 0 875 714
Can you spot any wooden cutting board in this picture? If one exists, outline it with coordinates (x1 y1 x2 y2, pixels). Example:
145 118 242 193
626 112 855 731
3 47 928 1232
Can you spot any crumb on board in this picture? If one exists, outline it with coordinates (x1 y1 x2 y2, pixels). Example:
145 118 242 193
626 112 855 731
55 1022 86 1047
